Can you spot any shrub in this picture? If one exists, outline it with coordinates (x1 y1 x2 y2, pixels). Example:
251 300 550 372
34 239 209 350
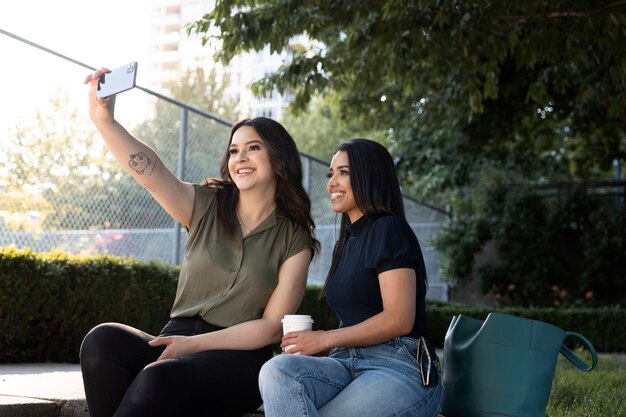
425 303 626 352
0 247 178 363
434 185 626 307
1 247 623 364
300 293 626 352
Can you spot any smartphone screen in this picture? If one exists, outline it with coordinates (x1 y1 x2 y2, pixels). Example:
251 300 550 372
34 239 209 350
96 62 138 99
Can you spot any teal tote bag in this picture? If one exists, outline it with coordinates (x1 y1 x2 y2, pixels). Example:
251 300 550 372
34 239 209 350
441 312 597 417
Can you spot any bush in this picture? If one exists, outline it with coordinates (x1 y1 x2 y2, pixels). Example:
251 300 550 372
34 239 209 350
434 185 626 307
426 303 626 352
0 247 178 363
1 247 623 364
300 292 626 352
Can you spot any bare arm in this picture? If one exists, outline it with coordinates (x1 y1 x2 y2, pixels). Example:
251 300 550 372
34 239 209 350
149 248 312 359
282 268 417 356
85 69 194 227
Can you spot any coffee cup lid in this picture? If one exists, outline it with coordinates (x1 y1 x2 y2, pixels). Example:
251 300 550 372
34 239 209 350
282 314 314 322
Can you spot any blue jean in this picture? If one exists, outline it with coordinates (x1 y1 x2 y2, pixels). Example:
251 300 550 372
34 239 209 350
259 336 443 417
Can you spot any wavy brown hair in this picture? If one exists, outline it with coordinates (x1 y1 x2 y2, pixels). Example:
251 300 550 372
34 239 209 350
205 117 319 258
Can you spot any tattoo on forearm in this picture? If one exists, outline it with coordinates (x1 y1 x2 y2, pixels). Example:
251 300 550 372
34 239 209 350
128 152 152 175
149 157 157 175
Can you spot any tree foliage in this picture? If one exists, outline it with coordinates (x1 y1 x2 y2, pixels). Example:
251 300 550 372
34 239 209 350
434 185 626 307
134 65 236 183
189 2 626 306
191 1 626 199
0 91 128 230
1 91 112 195
280 92 389 161
164 65 237 120
1 67 235 232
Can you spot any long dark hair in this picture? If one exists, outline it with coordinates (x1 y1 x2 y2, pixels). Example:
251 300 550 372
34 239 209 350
321 139 406 296
205 117 319 258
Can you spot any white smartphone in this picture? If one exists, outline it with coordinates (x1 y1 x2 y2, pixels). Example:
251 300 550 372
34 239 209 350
96 61 138 99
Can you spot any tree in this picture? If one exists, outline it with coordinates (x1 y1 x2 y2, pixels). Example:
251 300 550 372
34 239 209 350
0 68 235 233
189 2 626 305
133 65 237 184
280 92 388 161
190 1 626 202
1 91 112 195
434 185 626 307
0 91 131 231
164 65 237 120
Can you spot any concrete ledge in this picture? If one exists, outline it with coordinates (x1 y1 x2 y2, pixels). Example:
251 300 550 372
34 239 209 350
56 399 89 417
0 363 265 417
0 396 89 417
0 364 266 417
0 364 87 417
0 395 58 417
0 397 261 417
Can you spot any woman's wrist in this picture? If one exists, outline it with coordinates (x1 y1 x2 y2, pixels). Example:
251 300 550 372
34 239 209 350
323 330 334 350
93 116 117 131
191 333 210 352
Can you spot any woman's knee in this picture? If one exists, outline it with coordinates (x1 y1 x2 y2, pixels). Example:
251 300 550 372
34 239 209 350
129 360 175 395
116 361 181 414
259 355 297 389
80 323 124 359
259 356 280 388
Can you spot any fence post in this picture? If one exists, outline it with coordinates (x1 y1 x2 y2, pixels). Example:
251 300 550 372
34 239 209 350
303 157 311 193
173 108 188 264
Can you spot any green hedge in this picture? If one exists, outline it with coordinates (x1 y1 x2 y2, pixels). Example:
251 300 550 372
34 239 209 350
434 186 626 307
0 247 178 363
1 247 623 363
424 303 626 353
301 289 626 353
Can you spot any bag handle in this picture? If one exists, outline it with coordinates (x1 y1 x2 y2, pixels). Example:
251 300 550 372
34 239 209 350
559 331 598 372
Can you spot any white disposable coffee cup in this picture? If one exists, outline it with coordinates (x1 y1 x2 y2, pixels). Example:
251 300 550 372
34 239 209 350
281 314 314 353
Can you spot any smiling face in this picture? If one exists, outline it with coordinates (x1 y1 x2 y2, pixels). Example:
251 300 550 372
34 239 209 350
227 125 276 193
327 150 364 223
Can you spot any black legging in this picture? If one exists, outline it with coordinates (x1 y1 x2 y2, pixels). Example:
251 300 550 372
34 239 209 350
80 317 273 417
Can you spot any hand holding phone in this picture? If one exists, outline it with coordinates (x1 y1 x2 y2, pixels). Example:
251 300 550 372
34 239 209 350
96 62 138 99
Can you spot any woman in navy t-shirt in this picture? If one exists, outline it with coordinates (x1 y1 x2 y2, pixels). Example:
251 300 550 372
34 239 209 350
259 139 443 417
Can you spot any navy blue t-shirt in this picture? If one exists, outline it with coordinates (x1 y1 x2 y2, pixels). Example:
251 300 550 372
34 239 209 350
325 215 428 339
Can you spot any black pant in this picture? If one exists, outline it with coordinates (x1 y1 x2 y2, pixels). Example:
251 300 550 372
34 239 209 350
80 317 273 417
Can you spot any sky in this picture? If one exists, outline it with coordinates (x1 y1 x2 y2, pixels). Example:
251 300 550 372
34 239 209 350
0 0 152 137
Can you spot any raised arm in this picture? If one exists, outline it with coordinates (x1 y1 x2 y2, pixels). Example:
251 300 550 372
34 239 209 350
85 68 194 228
148 248 312 359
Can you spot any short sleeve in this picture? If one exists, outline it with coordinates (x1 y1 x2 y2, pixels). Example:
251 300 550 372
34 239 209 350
283 223 313 264
188 184 217 233
364 216 421 274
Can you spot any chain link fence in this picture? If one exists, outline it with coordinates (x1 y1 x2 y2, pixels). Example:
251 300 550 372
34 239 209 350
0 30 449 300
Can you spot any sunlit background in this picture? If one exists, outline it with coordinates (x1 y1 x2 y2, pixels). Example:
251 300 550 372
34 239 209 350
0 0 151 135
0 1 449 297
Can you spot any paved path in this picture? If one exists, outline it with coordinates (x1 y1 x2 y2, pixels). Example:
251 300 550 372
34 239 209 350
0 364 264 416
0 363 87 417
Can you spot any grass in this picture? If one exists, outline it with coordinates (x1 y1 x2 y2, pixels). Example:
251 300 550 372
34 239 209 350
547 352 626 417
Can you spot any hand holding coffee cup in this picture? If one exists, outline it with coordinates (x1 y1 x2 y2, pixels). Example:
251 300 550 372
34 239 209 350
281 314 314 353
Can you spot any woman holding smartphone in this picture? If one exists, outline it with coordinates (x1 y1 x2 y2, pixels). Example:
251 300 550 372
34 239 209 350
80 68 319 417
259 139 442 417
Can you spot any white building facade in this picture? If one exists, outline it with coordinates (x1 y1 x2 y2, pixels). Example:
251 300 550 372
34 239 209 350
149 0 301 120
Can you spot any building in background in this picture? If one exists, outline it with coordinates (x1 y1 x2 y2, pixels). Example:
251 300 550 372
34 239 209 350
149 0 306 120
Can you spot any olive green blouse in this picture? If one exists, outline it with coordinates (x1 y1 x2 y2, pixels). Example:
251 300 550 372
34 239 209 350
169 184 312 327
